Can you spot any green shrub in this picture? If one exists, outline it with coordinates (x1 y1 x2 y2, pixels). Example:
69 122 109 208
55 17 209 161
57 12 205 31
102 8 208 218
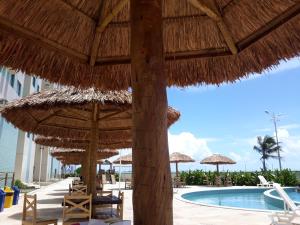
180 169 298 186
14 179 31 189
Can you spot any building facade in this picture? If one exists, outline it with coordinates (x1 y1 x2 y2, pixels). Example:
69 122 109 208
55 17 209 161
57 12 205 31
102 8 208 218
0 67 60 184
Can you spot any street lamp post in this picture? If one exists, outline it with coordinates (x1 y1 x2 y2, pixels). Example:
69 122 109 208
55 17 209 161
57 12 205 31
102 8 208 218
265 110 282 171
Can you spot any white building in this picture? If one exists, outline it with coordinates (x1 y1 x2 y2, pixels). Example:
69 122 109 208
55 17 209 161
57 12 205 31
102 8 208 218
0 67 60 184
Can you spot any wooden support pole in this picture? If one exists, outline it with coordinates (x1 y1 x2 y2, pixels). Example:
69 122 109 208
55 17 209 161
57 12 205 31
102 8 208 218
131 0 173 224
87 103 99 196
176 162 179 177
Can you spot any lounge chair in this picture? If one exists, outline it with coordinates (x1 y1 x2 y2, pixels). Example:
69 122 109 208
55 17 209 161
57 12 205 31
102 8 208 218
257 175 274 187
270 183 300 225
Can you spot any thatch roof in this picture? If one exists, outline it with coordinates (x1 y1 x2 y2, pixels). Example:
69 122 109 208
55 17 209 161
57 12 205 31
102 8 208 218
35 136 132 150
112 154 132 164
0 87 180 139
0 1 299 89
169 152 195 163
200 154 236 165
51 148 118 160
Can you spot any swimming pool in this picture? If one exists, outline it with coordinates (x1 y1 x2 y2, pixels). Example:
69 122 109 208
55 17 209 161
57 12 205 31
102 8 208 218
181 187 300 211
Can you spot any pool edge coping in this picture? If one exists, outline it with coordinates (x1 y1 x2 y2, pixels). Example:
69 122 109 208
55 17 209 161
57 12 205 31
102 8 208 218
176 186 285 213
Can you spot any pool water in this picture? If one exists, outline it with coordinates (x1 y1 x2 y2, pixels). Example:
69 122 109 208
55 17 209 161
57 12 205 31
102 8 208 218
181 188 300 211
270 189 300 202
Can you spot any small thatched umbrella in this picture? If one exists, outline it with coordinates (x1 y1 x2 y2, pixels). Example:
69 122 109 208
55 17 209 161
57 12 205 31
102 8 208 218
0 87 179 196
169 152 195 177
112 154 132 165
0 1 298 223
200 154 236 173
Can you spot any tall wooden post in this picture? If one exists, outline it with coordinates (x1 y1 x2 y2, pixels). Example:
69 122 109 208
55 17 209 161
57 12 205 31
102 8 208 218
87 103 99 196
131 0 173 224
176 162 179 177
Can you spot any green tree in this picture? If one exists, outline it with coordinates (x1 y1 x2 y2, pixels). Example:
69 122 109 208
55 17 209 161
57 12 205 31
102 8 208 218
253 135 282 171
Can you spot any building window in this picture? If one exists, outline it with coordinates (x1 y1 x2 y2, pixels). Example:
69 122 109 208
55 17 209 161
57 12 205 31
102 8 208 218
10 74 15 88
32 77 36 87
37 85 40 92
17 81 22 96
27 132 30 138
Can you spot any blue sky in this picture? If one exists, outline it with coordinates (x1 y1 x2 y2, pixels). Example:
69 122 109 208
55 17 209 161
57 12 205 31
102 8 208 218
166 57 300 172
111 57 300 173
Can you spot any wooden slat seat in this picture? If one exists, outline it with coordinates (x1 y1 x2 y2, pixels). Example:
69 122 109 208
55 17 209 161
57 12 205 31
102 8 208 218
22 194 58 225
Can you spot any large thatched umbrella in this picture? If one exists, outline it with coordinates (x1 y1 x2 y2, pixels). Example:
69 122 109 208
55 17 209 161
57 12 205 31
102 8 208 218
35 136 132 150
53 149 117 165
112 154 132 165
0 1 299 224
0 88 179 197
200 154 236 173
169 152 195 177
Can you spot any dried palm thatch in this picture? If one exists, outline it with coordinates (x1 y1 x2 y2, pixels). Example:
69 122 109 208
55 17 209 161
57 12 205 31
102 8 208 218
201 153 236 173
112 154 132 164
169 152 195 163
35 135 132 150
169 152 195 176
200 154 236 165
0 1 299 89
51 148 118 159
0 87 180 139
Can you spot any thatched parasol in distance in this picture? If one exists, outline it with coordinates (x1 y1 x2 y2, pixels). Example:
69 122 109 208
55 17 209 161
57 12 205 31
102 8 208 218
200 154 236 173
112 154 132 165
169 152 195 177
0 87 180 196
35 136 132 150
0 1 299 224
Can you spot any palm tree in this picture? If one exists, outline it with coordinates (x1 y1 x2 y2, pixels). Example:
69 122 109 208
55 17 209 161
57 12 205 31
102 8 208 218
253 135 282 171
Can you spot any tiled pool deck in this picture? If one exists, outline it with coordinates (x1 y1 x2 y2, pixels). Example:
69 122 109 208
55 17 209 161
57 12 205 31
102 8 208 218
0 178 271 225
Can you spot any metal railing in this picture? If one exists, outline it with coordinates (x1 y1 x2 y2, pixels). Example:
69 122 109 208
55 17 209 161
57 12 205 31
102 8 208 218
0 172 15 187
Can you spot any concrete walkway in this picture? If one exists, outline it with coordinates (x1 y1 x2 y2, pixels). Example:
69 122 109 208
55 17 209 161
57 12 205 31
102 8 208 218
0 179 271 225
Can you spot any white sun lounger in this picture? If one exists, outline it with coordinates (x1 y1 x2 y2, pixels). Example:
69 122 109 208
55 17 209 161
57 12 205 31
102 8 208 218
257 175 274 187
270 183 300 225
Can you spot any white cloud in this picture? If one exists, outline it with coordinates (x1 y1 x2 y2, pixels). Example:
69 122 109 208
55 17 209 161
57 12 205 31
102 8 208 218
254 127 272 133
279 123 300 130
168 132 212 160
229 152 242 162
277 128 300 156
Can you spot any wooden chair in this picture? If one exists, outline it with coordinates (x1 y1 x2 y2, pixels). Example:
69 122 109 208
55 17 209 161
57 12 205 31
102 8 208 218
72 180 84 186
22 194 58 225
215 176 222 187
102 174 107 185
225 176 232 186
71 185 87 195
116 192 124 219
203 175 211 186
62 194 91 225
94 192 124 220
125 179 133 189
111 174 116 184
173 176 185 188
